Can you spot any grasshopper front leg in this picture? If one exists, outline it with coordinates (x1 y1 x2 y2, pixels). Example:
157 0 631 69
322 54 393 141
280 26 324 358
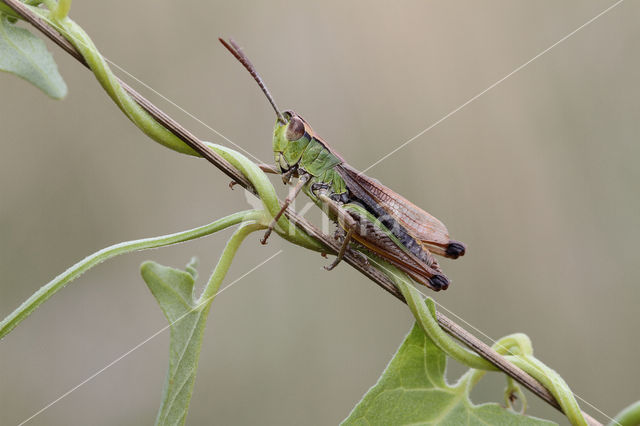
316 192 358 270
261 173 311 245
257 163 299 184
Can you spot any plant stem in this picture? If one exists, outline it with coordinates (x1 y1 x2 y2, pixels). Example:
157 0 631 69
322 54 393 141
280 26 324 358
0 210 263 340
53 0 70 21
508 355 586 426
199 221 265 303
400 278 497 370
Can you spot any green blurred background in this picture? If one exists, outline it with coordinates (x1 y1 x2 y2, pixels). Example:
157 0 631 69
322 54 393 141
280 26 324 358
1 1 638 425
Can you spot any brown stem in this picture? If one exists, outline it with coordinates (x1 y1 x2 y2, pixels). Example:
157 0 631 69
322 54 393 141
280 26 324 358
2 1 601 424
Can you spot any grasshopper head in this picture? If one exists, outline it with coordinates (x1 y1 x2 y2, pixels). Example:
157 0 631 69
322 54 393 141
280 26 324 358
273 110 310 177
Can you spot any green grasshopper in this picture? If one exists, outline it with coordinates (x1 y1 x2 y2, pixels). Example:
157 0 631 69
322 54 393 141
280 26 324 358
220 39 466 291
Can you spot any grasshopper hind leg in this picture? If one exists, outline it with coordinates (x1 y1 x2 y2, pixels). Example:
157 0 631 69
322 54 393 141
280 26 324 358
332 227 370 267
316 191 359 271
324 227 355 271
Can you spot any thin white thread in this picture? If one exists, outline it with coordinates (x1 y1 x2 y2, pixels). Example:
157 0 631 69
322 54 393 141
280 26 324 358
361 0 625 174
17 251 283 426
40 12 267 164
103 59 266 164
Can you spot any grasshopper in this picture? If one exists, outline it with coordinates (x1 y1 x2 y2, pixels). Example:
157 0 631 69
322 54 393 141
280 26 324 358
220 39 466 291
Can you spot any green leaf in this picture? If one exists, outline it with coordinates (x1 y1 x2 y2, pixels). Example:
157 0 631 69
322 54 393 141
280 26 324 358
141 260 211 426
342 324 556 426
0 14 67 99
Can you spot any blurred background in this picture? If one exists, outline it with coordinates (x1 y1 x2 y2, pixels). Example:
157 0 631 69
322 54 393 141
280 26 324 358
1 1 638 425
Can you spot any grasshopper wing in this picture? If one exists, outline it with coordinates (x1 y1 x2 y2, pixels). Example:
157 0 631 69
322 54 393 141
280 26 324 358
337 164 466 259
342 203 449 291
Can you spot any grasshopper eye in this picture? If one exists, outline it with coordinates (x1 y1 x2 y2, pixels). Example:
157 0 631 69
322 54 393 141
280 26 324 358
286 116 305 141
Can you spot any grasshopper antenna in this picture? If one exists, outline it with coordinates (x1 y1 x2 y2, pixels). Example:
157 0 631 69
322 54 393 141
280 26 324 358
219 38 286 124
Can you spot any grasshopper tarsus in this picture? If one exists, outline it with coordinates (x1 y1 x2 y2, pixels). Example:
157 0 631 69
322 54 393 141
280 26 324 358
323 255 345 271
229 180 238 190
260 231 271 245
